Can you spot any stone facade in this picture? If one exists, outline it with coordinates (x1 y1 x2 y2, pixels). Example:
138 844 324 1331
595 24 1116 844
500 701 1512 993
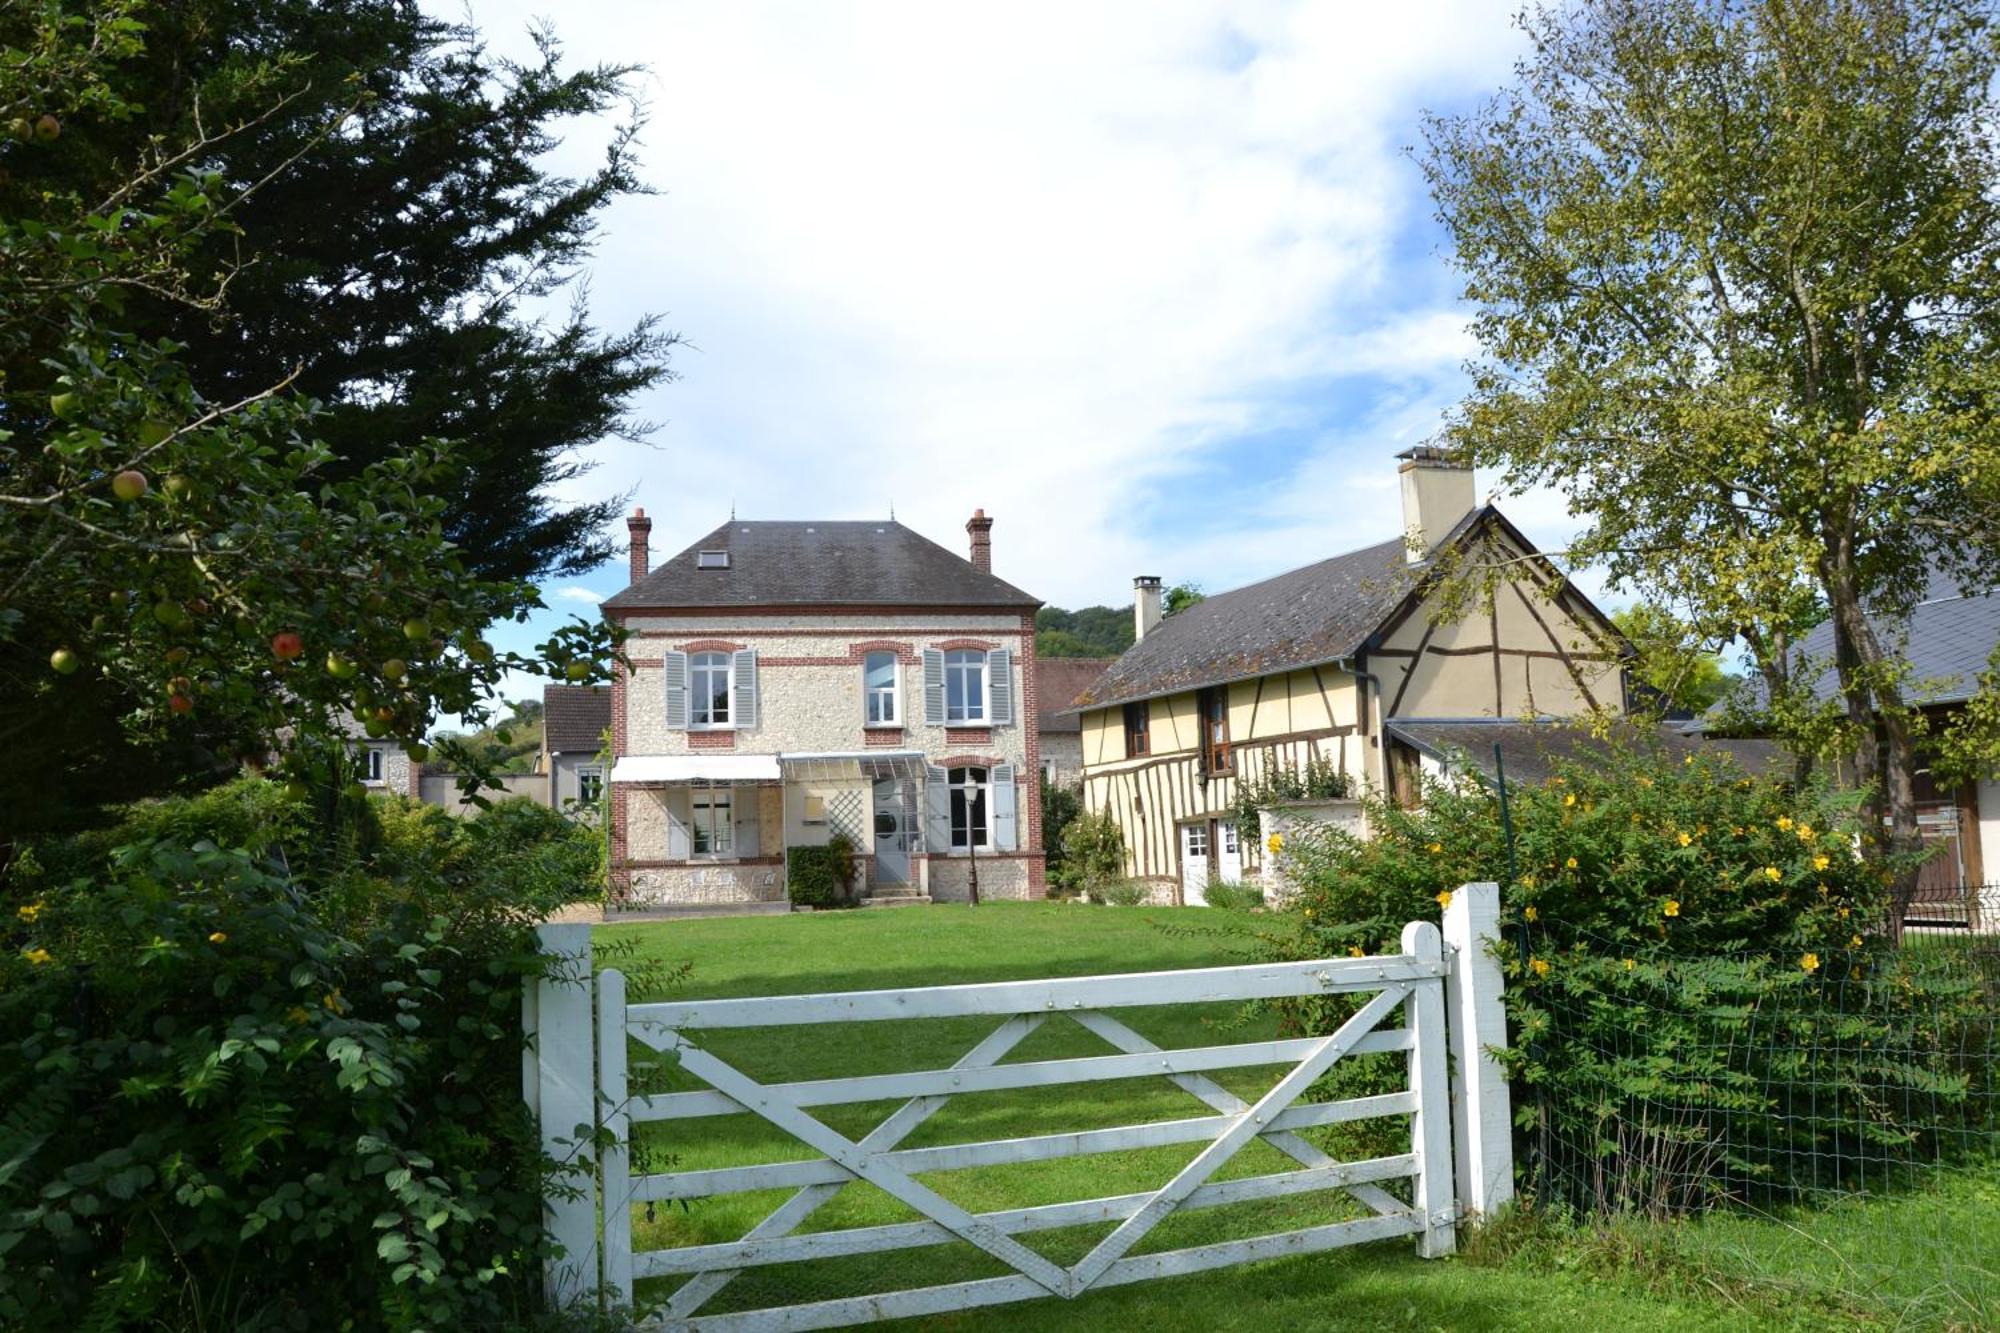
1038 730 1085 789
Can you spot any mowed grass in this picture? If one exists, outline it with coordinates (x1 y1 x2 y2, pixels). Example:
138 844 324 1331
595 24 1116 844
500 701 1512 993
594 903 1995 1330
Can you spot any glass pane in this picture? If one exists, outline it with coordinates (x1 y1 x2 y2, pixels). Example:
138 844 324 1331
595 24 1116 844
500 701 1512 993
865 653 895 688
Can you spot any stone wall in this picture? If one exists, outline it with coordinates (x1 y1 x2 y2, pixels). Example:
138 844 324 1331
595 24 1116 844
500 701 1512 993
1259 799 1367 903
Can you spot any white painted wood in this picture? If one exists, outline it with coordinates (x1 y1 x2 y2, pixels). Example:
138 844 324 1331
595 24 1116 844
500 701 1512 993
627 954 1444 1031
531 923 597 1308
635 1090 1420 1202
990 763 1017 850
921 647 945 725
986 647 1014 725
662 650 689 729
665 1041 1076 1297
730 649 758 729
662 1212 1425 1333
638 1154 1417 1276
1444 880 1514 1221
662 1014 1043 1322
1065 983 1411 1290
597 969 632 1305
1402 919 1456 1258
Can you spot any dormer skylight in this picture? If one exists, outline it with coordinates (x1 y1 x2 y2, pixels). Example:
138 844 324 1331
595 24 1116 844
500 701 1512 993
696 550 730 570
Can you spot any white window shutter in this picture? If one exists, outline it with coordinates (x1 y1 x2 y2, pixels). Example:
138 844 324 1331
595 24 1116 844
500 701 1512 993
986 648 1014 726
922 648 946 726
663 651 690 730
732 649 759 729
664 789 691 859
925 764 951 852
991 763 1017 850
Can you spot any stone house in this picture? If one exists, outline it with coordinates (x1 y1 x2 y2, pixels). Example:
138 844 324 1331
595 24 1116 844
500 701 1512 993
541 684 609 815
1068 448 1628 904
603 508 1047 907
1035 658 1114 789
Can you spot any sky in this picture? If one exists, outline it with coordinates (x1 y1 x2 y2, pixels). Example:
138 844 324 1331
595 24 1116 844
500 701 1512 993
446 1 1595 706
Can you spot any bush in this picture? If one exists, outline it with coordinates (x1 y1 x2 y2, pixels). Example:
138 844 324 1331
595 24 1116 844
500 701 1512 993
0 779 604 1330
1231 752 1350 844
786 834 858 909
1040 778 1084 893
1260 738 1994 1210
1202 881 1265 911
1091 880 1151 908
1059 808 1126 900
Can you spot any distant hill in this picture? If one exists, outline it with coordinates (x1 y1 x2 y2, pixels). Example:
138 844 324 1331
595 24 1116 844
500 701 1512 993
1036 606 1134 659
435 698 544 773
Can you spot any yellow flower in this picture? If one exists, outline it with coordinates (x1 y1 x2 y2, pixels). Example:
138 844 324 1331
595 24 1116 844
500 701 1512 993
1800 952 1821 974
1838 906 1850 919
1663 900 1681 918
1848 934 1863 949
1683 753 1695 765
321 988 344 1012
1676 831 1692 847
1348 945 1365 958
1302 908 1314 919
286 1006 311 1025
1520 875 1536 889
1563 793 1577 807
1435 889 1453 910
1776 817 1793 832
22 947 52 966
1266 832 1283 855
1762 866 1781 882
208 931 228 944
1552 776 1566 785
15 902 42 924
1623 958 1636 971
1530 958 1550 978
1813 854 1829 872
1523 905 1539 922
1427 842 1443 855
1564 857 1579 870
1796 824 1815 842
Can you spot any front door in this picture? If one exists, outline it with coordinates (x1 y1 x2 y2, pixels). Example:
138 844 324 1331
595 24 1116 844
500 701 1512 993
1180 821 1210 906
1217 821 1242 885
873 779 911 884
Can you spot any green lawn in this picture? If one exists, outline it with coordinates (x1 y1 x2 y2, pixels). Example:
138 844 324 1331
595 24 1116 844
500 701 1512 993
594 903 1995 1330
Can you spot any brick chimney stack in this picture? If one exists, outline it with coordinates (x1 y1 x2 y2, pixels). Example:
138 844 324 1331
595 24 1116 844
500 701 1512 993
627 507 652 585
966 508 994 572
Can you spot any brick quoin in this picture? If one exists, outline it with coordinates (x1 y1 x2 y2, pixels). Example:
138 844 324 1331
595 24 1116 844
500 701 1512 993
609 609 631 899
1021 609 1046 896
687 730 736 749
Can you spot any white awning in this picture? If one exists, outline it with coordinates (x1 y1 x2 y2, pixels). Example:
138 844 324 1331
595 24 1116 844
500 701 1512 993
609 755 782 784
780 750 932 780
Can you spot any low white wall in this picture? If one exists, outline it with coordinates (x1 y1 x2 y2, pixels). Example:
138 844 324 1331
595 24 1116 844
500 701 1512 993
1259 799 1367 902
418 771 548 814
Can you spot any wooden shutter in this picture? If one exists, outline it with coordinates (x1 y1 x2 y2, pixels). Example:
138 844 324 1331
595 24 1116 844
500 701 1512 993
924 764 951 852
986 648 1014 726
664 788 691 860
990 763 1017 851
732 649 759 729
663 651 689 730
922 648 946 725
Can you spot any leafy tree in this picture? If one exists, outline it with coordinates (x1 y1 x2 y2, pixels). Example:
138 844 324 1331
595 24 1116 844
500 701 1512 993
36 0 676 582
1163 581 1206 616
1422 0 2000 923
0 5 613 840
1611 603 1736 715
1035 604 1134 658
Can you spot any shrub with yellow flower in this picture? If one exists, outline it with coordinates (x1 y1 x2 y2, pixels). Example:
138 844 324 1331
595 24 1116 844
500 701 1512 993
1266 832 1283 856
1800 952 1821 974
1435 889 1453 910
1663 899 1680 917
208 931 228 944
1530 958 1550 977
22 947 53 966
1523 904 1538 922
16 902 42 923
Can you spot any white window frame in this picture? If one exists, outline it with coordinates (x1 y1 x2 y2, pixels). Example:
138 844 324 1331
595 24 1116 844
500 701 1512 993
689 651 732 729
944 649 987 724
1185 821 1210 858
864 651 900 727
576 766 603 805
691 786 734 857
948 765 989 851
364 748 385 785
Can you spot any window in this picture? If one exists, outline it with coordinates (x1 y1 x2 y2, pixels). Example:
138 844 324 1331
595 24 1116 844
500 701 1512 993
1123 701 1150 757
864 651 899 725
1199 687 1232 774
948 766 989 850
803 794 827 824
1184 821 1209 857
697 549 730 569
577 767 603 804
692 787 733 855
944 649 986 724
690 651 731 727
364 748 384 783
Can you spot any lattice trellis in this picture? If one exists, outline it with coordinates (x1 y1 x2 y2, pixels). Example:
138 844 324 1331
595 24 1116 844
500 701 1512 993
823 787 866 848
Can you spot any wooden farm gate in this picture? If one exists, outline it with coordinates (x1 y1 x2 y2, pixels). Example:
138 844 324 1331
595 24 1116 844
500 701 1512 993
525 883 1514 1329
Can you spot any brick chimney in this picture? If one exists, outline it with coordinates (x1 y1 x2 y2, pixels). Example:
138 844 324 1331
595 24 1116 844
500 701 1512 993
966 508 994 572
627 507 652 584
1397 446 1475 563
1133 575 1163 640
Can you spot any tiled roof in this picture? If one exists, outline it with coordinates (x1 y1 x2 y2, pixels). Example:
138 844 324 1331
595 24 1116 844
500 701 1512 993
1387 718 1786 785
1035 658 1116 733
543 684 610 755
604 520 1038 610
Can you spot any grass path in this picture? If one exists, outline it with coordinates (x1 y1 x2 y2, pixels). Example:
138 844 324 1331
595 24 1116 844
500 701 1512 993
594 903 1992 1330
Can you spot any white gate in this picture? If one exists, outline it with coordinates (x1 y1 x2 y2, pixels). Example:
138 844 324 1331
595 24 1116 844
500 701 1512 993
525 883 1513 1329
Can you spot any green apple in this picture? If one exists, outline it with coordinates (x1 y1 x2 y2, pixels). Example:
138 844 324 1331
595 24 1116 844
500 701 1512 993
111 470 149 502
565 660 592 682
363 717 388 738
49 647 80 675
404 741 430 762
152 601 188 629
464 638 494 663
344 781 368 800
33 114 59 142
137 420 175 446
325 652 358 679
401 617 430 642
380 658 407 682
49 391 80 420
162 475 193 501
283 778 309 801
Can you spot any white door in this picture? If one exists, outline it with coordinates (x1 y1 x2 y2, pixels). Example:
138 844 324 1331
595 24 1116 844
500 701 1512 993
1180 821 1210 906
1217 822 1242 885
873 779 911 884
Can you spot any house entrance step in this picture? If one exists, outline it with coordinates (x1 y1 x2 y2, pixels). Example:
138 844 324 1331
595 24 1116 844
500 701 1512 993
862 890 932 907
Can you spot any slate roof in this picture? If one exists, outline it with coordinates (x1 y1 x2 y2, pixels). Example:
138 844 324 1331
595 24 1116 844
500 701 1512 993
1035 658 1116 734
542 685 610 755
604 520 1039 610
1387 718 1785 786
1695 572 2000 725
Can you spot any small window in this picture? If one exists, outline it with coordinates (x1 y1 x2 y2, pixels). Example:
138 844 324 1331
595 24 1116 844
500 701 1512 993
944 649 987 724
1184 822 1209 857
690 651 731 727
577 767 603 804
1198 687 1232 774
692 787 733 856
949 766 989 850
696 550 730 569
803 794 826 824
1123 701 1150 758
364 748 384 784
864 651 899 725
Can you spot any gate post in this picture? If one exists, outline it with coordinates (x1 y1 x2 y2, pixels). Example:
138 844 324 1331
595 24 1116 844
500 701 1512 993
1401 920 1456 1258
529 923 598 1308
1443 881 1514 1221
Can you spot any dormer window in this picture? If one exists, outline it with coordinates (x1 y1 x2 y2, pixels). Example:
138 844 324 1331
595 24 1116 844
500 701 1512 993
697 550 730 569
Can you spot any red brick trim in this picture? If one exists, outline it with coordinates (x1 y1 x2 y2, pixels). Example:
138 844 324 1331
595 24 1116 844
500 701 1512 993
678 639 744 654
1021 608 1047 897
864 728 907 746
610 784 631 899
940 753 1006 769
850 639 920 663
688 730 736 749
936 638 998 652
945 728 993 746
760 656 855 667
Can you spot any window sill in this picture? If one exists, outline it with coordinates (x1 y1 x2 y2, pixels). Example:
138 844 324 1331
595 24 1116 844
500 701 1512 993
863 723 903 731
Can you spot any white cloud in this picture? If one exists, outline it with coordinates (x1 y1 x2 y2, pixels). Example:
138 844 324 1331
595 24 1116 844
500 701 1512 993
454 0 1535 609
555 587 607 604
